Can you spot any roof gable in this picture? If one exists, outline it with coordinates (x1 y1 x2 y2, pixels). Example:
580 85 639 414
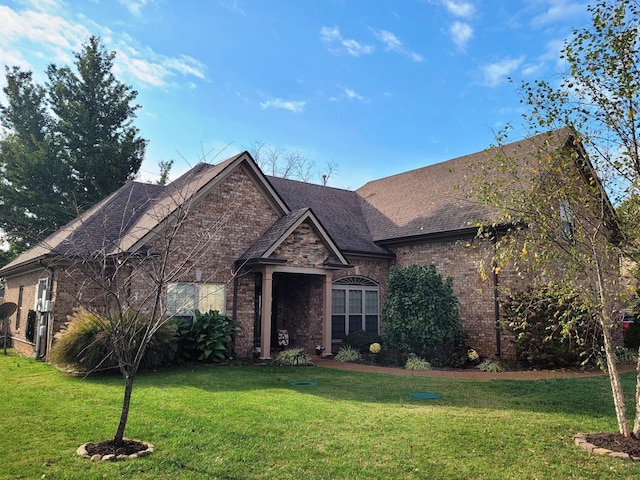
238 208 349 268
268 176 390 256
0 151 289 275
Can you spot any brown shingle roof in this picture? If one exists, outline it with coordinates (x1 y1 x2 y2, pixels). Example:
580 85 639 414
267 176 391 256
0 154 247 275
238 208 310 262
356 129 572 242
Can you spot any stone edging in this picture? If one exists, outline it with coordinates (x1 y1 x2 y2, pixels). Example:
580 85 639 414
573 433 639 461
76 439 154 461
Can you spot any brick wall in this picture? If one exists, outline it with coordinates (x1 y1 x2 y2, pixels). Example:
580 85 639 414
273 222 330 268
272 273 324 354
389 237 508 358
2 268 48 357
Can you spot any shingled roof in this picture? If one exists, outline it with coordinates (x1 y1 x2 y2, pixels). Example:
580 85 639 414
238 207 349 267
267 176 391 256
356 129 573 243
0 129 579 276
0 153 255 275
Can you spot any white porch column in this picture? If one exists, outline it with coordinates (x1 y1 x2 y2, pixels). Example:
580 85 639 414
260 267 273 359
322 274 333 357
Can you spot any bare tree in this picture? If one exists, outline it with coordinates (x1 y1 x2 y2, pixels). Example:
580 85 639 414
247 140 339 185
49 164 245 450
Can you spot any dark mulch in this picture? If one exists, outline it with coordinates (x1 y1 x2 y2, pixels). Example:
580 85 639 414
586 433 640 457
85 439 148 457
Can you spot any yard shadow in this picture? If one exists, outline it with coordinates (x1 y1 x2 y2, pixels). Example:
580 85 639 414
127 363 630 420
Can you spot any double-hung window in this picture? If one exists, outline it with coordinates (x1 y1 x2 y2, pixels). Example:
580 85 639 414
331 276 379 342
166 282 226 321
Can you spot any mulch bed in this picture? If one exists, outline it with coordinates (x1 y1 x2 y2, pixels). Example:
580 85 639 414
85 439 148 456
586 433 640 457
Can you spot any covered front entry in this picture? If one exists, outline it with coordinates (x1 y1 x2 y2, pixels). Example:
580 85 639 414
254 266 332 359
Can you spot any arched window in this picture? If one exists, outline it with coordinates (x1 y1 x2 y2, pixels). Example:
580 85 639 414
331 276 379 342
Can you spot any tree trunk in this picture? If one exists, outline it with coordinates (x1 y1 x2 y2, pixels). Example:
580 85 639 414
114 373 134 444
601 321 630 437
632 346 640 438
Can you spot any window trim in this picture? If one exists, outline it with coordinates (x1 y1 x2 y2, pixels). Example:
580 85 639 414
331 276 380 342
166 281 226 320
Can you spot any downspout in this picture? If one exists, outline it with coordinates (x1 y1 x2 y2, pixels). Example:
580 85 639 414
232 274 239 358
492 235 501 357
232 274 239 322
493 266 501 357
44 268 55 361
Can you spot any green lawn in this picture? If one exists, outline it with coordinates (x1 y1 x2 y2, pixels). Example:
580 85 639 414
1 352 639 479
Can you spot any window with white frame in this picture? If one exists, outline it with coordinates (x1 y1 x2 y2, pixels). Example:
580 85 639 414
166 282 226 320
331 276 379 341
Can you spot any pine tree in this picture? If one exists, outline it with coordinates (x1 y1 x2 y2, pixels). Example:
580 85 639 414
0 36 147 256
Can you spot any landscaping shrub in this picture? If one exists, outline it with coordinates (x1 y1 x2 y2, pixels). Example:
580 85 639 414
478 358 504 373
273 348 313 366
404 356 431 371
382 264 464 357
174 309 241 363
502 282 601 368
50 307 177 373
341 330 383 353
421 342 468 368
334 345 360 362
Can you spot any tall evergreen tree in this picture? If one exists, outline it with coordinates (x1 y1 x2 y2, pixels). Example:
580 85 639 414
47 35 146 213
0 67 71 252
0 36 147 257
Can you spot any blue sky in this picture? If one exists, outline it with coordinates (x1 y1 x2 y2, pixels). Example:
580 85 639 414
0 0 591 188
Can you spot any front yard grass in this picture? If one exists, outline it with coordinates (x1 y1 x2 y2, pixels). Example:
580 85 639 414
1 352 639 479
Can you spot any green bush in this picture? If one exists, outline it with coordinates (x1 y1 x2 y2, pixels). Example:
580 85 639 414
421 342 468 368
334 345 360 362
404 356 431 371
502 283 601 368
174 310 241 363
273 348 313 366
50 307 177 373
478 358 504 373
341 330 383 353
382 264 463 356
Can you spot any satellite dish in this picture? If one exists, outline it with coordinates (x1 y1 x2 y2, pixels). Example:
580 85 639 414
0 302 17 319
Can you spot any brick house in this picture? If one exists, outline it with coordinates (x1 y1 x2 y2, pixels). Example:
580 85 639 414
0 128 606 361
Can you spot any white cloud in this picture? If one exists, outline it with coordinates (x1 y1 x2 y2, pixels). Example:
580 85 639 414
119 0 155 16
0 4 206 89
344 88 364 101
260 98 306 113
373 29 423 62
450 21 473 51
441 0 475 19
320 26 375 57
0 5 90 64
481 56 524 87
220 0 246 15
112 44 206 88
531 1 589 28
330 87 367 103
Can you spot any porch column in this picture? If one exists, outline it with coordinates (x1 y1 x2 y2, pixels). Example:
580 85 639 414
260 267 273 359
322 274 332 357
